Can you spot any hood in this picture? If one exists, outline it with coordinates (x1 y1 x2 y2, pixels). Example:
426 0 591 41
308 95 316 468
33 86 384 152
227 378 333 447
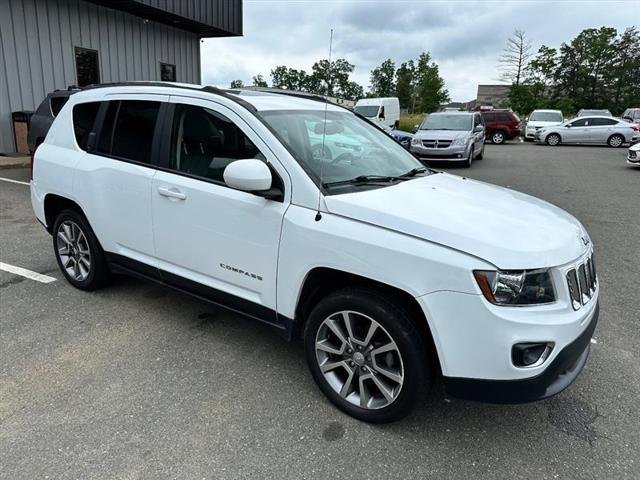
325 173 589 270
629 142 640 151
414 130 469 141
527 120 563 128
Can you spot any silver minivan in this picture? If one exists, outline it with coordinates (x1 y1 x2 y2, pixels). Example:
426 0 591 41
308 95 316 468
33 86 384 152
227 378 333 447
410 112 485 168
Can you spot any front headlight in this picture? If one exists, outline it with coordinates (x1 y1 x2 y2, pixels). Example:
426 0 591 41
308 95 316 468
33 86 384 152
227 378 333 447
452 136 468 146
474 269 555 305
411 137 422 145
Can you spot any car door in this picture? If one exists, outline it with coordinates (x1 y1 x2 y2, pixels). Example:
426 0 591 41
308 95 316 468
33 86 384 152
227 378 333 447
72 96 167 270
563 118 589 142
473 113 485 149
589 117 619 143
151 96 290 326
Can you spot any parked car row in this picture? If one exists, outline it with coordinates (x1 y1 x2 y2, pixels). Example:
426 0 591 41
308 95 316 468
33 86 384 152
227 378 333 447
534 116 639 147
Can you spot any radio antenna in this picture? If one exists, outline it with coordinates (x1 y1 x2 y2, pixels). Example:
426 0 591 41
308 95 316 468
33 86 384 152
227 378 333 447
315 28 333 222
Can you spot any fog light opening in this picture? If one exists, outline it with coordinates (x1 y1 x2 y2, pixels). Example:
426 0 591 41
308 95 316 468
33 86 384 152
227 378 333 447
512 342 554 368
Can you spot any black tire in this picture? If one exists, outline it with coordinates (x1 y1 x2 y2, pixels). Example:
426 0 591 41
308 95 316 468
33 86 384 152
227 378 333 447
490 131 506 144
304 288 431 423
546 133 561 146
524 137 533 142
477 144 484 160
607 134 624 148
462 147 473 168
52 209 110 290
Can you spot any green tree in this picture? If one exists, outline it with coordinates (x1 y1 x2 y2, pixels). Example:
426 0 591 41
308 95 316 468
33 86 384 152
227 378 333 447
369 59 396 97
309 58 355 97
395 61 415 110
230 79 244 88
414 52 449 113
252 74 268 87
611 27 640 112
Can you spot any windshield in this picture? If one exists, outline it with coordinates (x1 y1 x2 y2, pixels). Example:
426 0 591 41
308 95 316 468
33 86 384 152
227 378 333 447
259 110 426 190
353 105 380 118
529 111 563 122
419 114 472 131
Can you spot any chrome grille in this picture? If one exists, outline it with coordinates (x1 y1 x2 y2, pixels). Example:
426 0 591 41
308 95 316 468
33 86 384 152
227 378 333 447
422 139 452 149
566 253 597 310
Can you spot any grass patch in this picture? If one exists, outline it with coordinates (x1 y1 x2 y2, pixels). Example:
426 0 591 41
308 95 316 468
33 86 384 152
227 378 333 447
399 113 425 132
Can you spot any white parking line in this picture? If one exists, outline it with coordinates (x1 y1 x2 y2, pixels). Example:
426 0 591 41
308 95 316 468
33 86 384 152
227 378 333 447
0 177 30 186
0 262 56 283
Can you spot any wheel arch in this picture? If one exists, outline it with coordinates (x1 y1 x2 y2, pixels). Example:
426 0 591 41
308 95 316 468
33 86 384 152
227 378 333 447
607 133 625 147
293 267 441 373
546 132 562 144
43 194 86 234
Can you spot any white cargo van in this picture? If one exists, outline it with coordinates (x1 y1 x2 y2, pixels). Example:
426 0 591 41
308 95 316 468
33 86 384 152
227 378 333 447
354 97 400 129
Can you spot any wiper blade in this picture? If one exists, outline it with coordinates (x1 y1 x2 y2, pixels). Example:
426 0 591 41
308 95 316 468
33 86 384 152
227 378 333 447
400 167 427 178
323 175 408 188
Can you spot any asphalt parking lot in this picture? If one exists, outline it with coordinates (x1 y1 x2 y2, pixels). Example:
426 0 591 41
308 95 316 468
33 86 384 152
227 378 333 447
1 142 639 479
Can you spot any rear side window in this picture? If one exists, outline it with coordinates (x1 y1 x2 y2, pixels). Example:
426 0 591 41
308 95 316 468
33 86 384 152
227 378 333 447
51 97 69 116
72 102 101 151
591 118 618 126
97 100 160 164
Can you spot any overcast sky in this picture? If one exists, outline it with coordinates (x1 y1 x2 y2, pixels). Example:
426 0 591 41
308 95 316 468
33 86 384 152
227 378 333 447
201 0 633 102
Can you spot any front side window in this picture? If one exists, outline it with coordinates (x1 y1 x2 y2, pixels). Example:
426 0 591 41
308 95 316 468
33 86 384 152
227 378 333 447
570 118 589 127
419 114 472 131
72 102 101 151
260 109 425 189
169 104 264 182
481 113 494 123
97 100 160 163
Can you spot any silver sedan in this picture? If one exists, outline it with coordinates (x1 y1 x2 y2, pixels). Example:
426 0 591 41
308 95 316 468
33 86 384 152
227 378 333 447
535 116 640 147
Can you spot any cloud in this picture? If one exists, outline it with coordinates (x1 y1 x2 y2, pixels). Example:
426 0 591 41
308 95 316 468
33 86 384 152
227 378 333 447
201 0 633 101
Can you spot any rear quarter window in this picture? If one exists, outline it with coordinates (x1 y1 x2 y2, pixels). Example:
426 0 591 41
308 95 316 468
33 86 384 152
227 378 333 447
72 102 101 151
51 96 70 116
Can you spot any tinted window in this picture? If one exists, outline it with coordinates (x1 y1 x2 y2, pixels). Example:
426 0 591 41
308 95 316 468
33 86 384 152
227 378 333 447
497 113 512 122
50 96 69 116
529 111 563 122
481 113 495 122
75 47 100 87
97 101 160 163
160 63 176 82
570 118 588 127
72 102 101 151
169 104 264 182
590 118 618 126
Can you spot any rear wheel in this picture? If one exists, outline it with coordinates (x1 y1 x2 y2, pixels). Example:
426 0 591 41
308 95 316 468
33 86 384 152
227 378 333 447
607 134 624 148
304 288 431 423
546 133 561 146
52 209 110 290
491 131 506 144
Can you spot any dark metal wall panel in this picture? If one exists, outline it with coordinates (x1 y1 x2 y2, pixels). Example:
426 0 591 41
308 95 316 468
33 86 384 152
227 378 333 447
135 0 242 35
0 0 201 152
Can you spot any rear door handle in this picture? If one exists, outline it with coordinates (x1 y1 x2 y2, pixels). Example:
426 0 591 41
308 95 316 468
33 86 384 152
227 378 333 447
158 186 186 200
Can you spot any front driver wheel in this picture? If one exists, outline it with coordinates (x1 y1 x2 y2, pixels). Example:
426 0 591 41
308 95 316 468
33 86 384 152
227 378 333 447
546 133 561 146
304 288 431 423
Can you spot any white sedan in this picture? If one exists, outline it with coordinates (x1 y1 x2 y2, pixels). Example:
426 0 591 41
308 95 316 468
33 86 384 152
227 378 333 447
627 142 640 167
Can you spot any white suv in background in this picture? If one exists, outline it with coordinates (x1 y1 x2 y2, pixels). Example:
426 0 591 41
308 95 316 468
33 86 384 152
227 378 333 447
31 83 599 423
524 109 564 141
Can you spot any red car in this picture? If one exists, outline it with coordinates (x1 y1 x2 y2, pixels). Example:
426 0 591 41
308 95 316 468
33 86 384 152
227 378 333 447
480 110 521 144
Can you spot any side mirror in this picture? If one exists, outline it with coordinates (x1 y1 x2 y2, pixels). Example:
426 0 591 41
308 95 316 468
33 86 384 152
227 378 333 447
224 159 280 199
474 125 484 133
565 124 571 128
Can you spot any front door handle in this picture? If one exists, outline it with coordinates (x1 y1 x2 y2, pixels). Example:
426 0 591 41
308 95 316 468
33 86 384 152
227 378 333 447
158 186 186 200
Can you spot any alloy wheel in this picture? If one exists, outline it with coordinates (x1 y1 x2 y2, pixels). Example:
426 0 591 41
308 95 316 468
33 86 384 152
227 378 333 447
315 310 404 410
492 132 504 144
56 220 91 281
547 134 560 146
609 135 623 148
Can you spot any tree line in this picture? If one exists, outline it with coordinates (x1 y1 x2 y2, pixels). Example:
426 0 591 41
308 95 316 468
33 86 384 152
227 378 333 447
499 26 640 116
228 51 450 114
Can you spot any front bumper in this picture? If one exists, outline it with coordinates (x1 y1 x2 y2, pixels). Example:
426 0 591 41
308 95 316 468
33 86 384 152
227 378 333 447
410 144 468 161
627 150 640 165
444 302 598 403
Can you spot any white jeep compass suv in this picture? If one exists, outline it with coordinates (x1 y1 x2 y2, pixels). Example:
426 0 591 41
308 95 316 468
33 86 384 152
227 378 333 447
31 83 599 423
